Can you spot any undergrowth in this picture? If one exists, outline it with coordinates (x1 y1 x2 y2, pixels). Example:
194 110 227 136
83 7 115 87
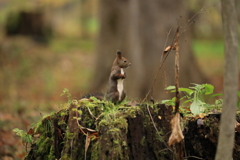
162 83 240 116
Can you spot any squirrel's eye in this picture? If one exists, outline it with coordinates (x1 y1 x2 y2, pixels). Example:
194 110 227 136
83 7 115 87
124 60 127 63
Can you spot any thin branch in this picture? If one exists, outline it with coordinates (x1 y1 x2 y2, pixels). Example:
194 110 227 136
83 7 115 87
142 29 177 103
174 27 180 114
180 6 205 35
86 107 97 119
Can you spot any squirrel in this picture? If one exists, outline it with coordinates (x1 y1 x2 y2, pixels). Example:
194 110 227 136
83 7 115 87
106 51 131 103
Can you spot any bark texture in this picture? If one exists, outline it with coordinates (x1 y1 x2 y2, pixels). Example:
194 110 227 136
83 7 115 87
215 0 239 159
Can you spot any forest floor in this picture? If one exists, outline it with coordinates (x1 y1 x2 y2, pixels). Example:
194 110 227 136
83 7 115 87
0 36 238 159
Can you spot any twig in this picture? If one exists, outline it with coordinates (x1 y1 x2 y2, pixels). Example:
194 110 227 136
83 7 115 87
161 29 172 63
86 107 97 119
142 29 177 103
35 107 43 117
174 27 180 114
95 113 104 121
180 6 205 35
85 132 89 160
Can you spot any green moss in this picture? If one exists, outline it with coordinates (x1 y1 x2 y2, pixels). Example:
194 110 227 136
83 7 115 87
99 119 108 126
114 140 119 145
91 100 136 160
48 145 55 159
140 136 146 146
60 111 67 116
120 105 142 118
109 128 120 132
61 155 72 160
91 140 100 160
155 130 164 142
34 115 53 136
122 141 127 147
65 131 74 140
35 137 54 159
58 119 67 126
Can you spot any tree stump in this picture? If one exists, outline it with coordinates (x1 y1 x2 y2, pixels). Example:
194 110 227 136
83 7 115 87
24 99 240 160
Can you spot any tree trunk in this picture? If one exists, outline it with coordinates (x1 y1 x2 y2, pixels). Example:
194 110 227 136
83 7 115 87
215 0 239 159
91 0 207 100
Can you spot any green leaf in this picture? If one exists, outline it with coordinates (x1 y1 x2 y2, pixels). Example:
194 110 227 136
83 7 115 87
190 83 201 89
179 88 194 96
238 101 240 109
25 135 34 144
210 93 223 98
165 86 176 90
13 128 23 136
238 91 240 97
61 88 69 96
78 110 82 115
190 99 204 115
72 108 77 111
161 99 170 103
215 99 223 105
182 99 192 105
13 128 33 144
203 84 214 95
161 97 175 106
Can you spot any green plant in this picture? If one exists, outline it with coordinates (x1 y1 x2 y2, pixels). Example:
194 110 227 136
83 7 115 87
13 128 33 144
238 91 240 109
163 83 217 115
61 88 72 104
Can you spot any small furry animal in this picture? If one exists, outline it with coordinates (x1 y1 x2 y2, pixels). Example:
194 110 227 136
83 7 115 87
106 51 131 103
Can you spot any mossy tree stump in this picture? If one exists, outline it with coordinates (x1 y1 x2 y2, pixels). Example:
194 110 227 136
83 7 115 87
25 99 174 160
24 99 240 160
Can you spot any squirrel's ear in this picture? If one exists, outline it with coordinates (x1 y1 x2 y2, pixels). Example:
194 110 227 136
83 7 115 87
116 50 122 59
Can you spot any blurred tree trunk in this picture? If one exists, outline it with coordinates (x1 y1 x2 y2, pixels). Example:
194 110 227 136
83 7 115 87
215 0 238 159
91 0 207 100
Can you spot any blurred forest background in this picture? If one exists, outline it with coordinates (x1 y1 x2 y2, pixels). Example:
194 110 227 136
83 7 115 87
0 0 239 159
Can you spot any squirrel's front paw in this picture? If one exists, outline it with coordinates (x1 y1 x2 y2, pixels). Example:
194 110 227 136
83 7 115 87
119 74 126 79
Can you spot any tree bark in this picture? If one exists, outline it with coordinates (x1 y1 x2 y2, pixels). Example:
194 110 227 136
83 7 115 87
215 0 239 159
91 0 207 100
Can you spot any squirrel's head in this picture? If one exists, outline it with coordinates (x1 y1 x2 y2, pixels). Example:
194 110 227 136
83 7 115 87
115 50 131 68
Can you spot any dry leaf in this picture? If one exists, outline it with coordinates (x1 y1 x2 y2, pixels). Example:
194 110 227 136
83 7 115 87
168 112 184 146
126 100 137 107
164 46 172 53
199 113 206 119
27 128 34 135
33 134 41 138
235 121 240 132
85 132 91 160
